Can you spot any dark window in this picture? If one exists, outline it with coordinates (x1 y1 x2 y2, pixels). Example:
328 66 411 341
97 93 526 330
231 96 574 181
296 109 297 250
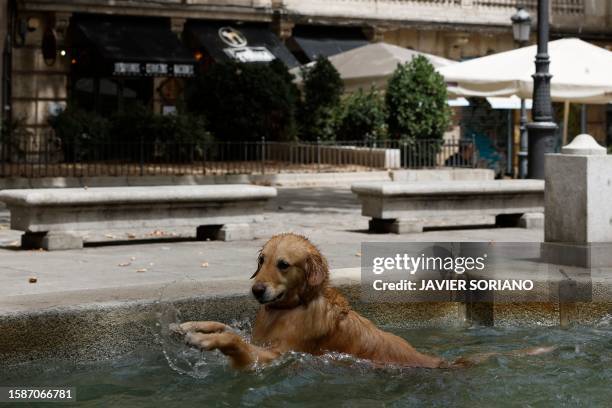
71 76 153 115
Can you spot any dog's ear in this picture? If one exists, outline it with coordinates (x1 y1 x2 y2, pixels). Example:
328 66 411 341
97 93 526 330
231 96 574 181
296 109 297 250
249 258 261 279
251 252 264 279
305 253 327 286
250 263 261 279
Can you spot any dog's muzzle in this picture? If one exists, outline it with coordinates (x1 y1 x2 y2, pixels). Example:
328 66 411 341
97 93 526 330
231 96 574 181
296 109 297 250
251 282 284 304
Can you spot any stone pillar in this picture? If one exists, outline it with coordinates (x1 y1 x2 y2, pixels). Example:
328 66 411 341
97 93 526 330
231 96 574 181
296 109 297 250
541 134 612 267
271 12 293 41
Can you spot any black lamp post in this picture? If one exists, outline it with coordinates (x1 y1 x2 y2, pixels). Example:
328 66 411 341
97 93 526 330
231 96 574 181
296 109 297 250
511 5 531 179
526 0 558 179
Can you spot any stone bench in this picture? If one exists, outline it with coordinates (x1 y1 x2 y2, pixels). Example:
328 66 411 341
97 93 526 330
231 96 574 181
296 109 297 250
0 185 277 250
351 180 544 233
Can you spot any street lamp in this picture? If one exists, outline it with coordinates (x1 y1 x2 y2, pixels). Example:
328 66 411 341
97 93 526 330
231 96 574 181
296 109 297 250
511 6 531 45
511 5 531 179
526 0 558 179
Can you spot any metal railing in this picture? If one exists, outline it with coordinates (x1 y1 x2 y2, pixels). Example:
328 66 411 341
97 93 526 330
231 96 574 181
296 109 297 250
0 137 477 178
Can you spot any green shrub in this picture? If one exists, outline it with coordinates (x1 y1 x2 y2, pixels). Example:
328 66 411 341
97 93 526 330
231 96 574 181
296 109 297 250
270 59 301 113
269 59 301 142
109 105 212 161
299 56 344 141
151 112 213 161
385 55 450 142
0 118 20 140
48 107 110 161
49 105 212 162
1 118 31 162
0 117 24 147
336 89 387 141
107 104 154 145
186 61 298 142
154 113 211 145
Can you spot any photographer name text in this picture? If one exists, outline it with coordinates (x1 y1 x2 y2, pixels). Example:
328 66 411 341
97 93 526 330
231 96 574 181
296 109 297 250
372 279 534 291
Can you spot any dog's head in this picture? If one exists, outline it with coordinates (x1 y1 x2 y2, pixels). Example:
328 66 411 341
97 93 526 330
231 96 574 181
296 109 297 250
250 234 328 307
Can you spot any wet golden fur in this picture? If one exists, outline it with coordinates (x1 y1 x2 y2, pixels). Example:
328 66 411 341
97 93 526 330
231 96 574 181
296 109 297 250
176 233 443 368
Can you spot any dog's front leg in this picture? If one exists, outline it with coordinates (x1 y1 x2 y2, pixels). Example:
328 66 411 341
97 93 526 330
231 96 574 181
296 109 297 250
171 321 229 335
185 332 280 369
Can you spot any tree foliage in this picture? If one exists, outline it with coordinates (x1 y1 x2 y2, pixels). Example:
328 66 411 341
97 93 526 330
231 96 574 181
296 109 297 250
48 107 111 161
385 55 451 141
299 56 344 141
186 61 298 141
336 89 387 141
108 104 210 144
49 104 212 161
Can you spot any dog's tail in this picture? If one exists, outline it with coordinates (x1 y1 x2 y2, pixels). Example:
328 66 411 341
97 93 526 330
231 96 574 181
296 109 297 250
446 345 556 368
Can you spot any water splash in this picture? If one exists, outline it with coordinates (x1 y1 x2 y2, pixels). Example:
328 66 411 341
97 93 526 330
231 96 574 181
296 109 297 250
595 314 612 328
156 303 227 379
153 299 378 380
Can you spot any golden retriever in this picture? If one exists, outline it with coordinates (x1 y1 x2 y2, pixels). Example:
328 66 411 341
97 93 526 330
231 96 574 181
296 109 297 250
174 233 552 369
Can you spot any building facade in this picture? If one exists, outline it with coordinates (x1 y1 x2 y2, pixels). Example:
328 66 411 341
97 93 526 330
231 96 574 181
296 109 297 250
1 0 611 165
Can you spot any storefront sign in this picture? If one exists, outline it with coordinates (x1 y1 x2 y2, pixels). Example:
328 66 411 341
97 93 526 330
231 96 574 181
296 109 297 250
145 63 168 75
113 62 195 77
223 47 275 63
173 64 195 76
113 62 141 75
218 26 276 63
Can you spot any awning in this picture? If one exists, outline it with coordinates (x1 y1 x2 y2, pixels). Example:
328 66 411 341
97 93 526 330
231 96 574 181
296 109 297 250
293 37 369 61
185 21 299 68
290 26 369 61
71 15 196 77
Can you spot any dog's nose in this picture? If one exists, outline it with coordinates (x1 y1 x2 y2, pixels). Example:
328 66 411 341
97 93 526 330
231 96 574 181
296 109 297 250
252 282 267 299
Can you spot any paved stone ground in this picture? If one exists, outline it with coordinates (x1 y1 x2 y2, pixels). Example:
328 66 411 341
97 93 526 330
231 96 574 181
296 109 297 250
0 187 543 312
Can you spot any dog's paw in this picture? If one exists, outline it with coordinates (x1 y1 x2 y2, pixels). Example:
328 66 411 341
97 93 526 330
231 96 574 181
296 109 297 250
522 346 557 356
168 323 185 336
178 321 229 334
185 332 217 351
184 332 240 352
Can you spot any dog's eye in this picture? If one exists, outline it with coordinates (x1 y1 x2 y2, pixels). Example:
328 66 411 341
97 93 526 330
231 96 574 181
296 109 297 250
277 260 290 270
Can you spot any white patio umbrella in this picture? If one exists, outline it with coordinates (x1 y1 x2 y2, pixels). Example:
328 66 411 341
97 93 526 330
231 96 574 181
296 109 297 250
440 38 612 143
439 38 612 104
290 42 456 93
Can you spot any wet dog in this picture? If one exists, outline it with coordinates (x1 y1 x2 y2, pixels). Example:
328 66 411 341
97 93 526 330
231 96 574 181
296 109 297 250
174 233 553 369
